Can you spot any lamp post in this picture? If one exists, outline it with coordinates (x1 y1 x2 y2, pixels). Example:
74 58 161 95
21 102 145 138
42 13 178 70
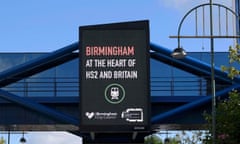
19 132 26 144
170 1 240 143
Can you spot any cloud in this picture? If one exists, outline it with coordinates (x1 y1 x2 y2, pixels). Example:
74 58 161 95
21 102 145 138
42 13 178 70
26 132 82 144
160 0 193 11
160 0 234 12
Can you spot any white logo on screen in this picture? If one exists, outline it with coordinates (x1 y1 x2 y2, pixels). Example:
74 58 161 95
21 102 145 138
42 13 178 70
110 87 119 99
85 112 94 119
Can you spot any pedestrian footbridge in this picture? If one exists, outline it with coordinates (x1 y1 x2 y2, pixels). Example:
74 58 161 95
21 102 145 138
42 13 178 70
0 42 236 143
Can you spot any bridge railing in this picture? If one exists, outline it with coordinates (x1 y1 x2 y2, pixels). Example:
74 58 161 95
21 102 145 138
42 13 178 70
1 76 229 97
151 76 208 97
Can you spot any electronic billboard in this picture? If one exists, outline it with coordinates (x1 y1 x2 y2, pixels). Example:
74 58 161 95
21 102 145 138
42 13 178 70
79 20 150 132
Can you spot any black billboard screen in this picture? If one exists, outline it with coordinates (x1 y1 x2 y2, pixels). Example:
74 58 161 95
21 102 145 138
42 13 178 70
79 20 150 132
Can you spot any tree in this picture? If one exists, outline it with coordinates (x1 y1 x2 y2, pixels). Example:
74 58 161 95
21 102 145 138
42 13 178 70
0 136 5 144
144 134 163 144
144 131 205 144
221 44 240 79
204 44 240 143
204 90 240 143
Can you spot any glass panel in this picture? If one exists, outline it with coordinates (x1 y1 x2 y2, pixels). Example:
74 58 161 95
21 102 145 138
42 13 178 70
56 59 78 77
0 53 26 72
2 80 25 97
27 68 55 97
0 52 233 98
56 59 79 97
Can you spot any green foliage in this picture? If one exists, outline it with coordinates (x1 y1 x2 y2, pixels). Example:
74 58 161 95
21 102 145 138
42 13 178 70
0 137 5 144
205 44 240 143
144 134 163 144
221 44 240 79
144 131 205 144
180 131 206 144
204 90 240 143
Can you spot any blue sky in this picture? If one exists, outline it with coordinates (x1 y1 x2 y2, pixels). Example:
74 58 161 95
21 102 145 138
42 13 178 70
0 131 82 144
0 0 236 143
0 0 235 53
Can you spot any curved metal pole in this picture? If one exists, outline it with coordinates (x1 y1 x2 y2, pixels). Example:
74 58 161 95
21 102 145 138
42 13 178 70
177 3 239 48
175 2 240 144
